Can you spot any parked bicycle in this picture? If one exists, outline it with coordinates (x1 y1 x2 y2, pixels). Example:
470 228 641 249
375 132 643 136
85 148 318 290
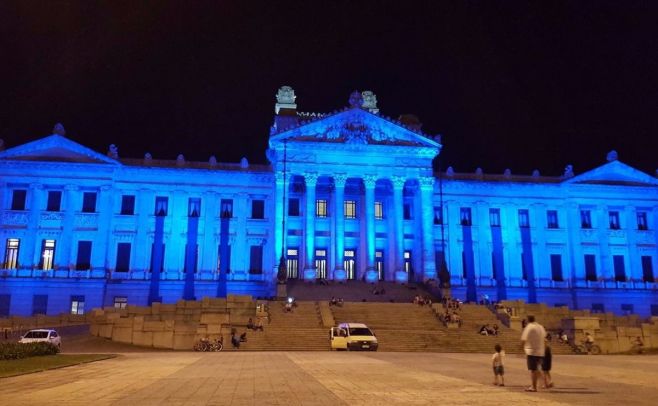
574 341 601 355
194 337 223 352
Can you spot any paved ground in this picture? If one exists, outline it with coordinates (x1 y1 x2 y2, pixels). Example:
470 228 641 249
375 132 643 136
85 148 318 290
1 351 657 405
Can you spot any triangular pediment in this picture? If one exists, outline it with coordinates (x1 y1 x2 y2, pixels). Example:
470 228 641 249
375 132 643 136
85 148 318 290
0 134 120 165
270 108 440 149
565 160 658 187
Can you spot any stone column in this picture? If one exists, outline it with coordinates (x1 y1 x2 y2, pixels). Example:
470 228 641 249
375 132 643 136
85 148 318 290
531 203 548 283
134 188 153 272
596 205 611 280
303 172 319 280
25 183 43 270
333 174 347 281
474 201 492 280
200 191 219 274
364 174 378 282
233 192 248 279
624 206 640 281
419 177 437 281
273 173 285 269
92 185 113 273
391 176 406 282
565 202 583 307
58 184 78 271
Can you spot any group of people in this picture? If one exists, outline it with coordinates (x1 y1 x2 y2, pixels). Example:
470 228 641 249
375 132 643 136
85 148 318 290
329 297 344 307
479 324 500 336
413 295 432 306
492 315 554 391
246 317 264 332
442 297 463 311
441 310 462 327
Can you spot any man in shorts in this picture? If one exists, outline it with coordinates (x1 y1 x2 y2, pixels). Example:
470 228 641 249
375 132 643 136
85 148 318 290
520 315 546 392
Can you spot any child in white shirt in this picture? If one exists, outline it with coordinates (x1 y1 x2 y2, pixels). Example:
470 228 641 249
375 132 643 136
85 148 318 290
492 344 505 386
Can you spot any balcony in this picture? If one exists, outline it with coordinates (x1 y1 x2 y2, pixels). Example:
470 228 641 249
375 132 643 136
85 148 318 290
40 211 64 228
74 213 99 229
1 210 28 227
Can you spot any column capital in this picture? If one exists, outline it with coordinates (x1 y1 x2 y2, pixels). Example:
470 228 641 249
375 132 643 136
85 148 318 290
333 173 348 188
390 176 406 189
64 184 79 191
304 172 319 187
100 185 112 192
29 183 43 190
275 172 285 184
418 176 434 190
363 174 377 189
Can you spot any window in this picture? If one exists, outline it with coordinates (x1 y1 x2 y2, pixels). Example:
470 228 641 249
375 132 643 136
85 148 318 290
251 199 265 219
404 251 412 273
0 295 10 317
489 208 500 227
3 238 20 269
518 209 530 228
547 210 559 229
70 295 85 315
550 254 563 281
288 198 300 216
652 305 658 317
46 191 62 212
433 206 442 225
316 199 328 218
155 196 168 216
315 249 327 279
75 241 92 270
344 249 356 280
613 255 626 282
150 243 165 273
217 245 231 273
286 248 299 279
32 295 48 315
82 192 97 213
609 211 620 229
642 256 654 282
460 207 472 226
220 199 233 218
188 198 201 217
375 201 384 220
584 254 597 282
403 203 412 220
120 195 135 215
11 189 26 210
115 243 131 272
637 212 648 230
114 296 128 309
375 250 384 280
249 245 263 274
581 210 592 229
621 304 634 315
591 303 605 314
344 200 355 219
40 239 56 271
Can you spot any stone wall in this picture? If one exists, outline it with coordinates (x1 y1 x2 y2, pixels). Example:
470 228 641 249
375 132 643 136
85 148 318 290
89 295 257 350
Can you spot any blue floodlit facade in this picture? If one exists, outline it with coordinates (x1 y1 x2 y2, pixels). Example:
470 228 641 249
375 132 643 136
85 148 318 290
1 87 657 317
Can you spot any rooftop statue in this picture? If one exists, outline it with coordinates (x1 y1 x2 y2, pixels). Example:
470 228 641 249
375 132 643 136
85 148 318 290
348 90 364 108
607 150 618 162
276 86 296 104
176 154 185 166
446 166 454 177
361 90 379 113
53 123 66 136
107 144 119 159
240 157 249 169
532 169 540 178
144 153 152 163
564 164 574 178
209 155 217 167
503 168 511 178
475 167 483 178
0 139 4 151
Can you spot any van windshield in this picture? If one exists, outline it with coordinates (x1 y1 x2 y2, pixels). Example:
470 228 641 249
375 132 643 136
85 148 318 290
349 327 374 336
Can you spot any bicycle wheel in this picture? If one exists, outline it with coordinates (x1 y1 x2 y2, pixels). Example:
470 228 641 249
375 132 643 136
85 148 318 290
215 342 223 352
590 345 601 355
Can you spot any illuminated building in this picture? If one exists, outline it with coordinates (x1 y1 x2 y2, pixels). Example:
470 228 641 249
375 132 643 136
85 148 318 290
1 87 657 316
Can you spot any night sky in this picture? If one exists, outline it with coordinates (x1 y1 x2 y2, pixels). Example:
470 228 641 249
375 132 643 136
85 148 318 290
1 1 657 176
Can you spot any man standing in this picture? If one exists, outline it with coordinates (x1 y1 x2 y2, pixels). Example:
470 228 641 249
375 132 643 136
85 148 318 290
520 315 546 392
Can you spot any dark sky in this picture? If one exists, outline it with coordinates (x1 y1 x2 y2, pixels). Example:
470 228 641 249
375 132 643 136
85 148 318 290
1 1 657 176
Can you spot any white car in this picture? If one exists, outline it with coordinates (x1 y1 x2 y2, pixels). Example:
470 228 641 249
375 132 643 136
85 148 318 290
19 329 61 348
330 323 378 351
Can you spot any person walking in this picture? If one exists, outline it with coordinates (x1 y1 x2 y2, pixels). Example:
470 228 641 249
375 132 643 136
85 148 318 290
520 315 546 392
542 335 554 389
492 344 505 386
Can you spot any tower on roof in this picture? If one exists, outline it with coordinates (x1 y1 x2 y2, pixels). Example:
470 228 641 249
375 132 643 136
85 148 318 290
275 85 297 114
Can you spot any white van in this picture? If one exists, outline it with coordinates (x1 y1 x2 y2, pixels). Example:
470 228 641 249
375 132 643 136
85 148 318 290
330 322 378 351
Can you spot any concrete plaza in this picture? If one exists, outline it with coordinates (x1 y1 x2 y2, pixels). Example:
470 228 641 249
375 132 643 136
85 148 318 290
1 351 657 405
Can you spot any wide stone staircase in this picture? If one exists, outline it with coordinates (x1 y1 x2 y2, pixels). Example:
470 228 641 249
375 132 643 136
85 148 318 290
237 301 328 351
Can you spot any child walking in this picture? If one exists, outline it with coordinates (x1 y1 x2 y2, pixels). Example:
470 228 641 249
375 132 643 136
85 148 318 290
542 337 554 388
492 344 505 386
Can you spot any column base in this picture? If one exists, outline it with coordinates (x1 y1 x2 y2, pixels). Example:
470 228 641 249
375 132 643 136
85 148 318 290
365 269 379 283
303 268 317 281
394 270 408 284
333 268 347 282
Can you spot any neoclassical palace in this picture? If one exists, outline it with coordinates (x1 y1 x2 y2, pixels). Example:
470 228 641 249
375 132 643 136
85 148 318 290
1 87 657 317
